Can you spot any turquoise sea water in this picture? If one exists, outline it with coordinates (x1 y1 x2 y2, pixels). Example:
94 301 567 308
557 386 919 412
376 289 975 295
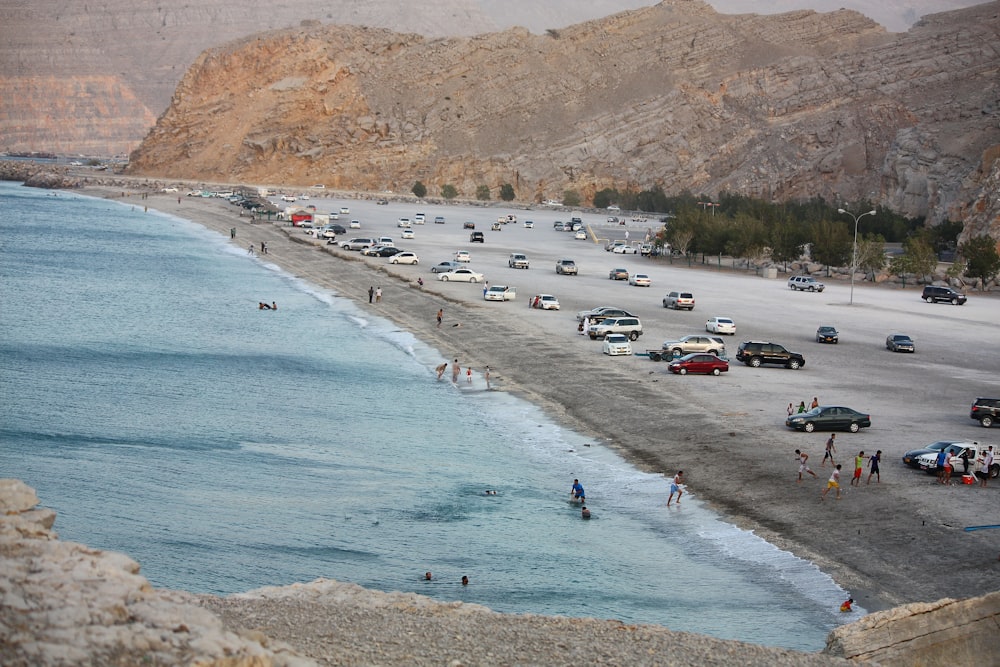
0 182 856 650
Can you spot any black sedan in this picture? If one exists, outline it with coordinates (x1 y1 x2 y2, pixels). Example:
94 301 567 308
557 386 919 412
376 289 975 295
816 326 839 344
886 333 915 352
785 406 871 433
363 246 403 257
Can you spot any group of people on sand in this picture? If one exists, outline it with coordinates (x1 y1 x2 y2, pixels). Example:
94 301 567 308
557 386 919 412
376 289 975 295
787 397 820 415
793 442 881 501
258 301 277 310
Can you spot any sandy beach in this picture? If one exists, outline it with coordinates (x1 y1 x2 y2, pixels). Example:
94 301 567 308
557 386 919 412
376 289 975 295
108 188 1000 608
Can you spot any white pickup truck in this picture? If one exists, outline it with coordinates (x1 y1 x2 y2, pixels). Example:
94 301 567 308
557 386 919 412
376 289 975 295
914 441 997 478
484 285 516 301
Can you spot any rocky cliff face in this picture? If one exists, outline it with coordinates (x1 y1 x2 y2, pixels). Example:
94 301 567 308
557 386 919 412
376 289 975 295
125 1 1000 233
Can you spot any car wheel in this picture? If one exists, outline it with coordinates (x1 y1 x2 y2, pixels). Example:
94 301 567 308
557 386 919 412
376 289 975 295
990 464 1000 478
748 357 762 367
679 368 687 375
649 352 661 362
470 277 478 283
951 298 959 305
925 296 934 303
672 348 683 355
441 276 450 281
709 350 718 356
663 301 669 308
712 368 721 376
804 422 815 433
981 416 994 428
390 259 398 264
413 260 419 265
849 422 860 433
629 331 640 341
788 359 801 370
808 286 815 292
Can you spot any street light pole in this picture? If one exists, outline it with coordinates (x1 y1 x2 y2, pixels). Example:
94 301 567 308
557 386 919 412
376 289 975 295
837 208 877 305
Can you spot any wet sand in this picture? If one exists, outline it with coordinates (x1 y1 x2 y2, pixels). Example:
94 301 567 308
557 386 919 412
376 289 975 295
98 187 1000 613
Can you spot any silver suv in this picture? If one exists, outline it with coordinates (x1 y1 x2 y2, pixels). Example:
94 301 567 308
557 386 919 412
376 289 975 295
661 335 726 356
788 276 825 292
663 291 695 310
589 317 643 341
556 259 578 275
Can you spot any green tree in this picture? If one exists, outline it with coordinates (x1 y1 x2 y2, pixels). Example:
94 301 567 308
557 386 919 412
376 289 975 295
809 220 851 269
855 234 887 279
769 219 806 269
411 181 427 198
475 185 491 200
562 189 581 207
441 184 458 200
900 236 937 281
499 183 515 201
593 188 618 209
959 235 1000 289
726 213 767 265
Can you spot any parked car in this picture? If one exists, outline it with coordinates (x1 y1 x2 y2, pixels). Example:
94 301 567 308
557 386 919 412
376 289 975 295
613 244 638 254
970 397 1000 428
326 223 346 235
602 334 633 356
706 317 736 335
463 221 476 229
484 285 517 301
363 245 402 257
508 253 530 269
886 333 915 353
438 268 485 283
576 306 635 322
280 194 296 202
922 285 967 305
433 216 446 224
556 259 578 275
785 406 871 433
663 291 695 310
816 326 839 344
609 268 629 280
339 207 350 215
400 228 415 239
431 260 462 273
788 275 826 292
605 242 626 252
910 441 993 476
397 218 412 228
530 294 560 310
339 237 375 251
903 440 968 469
736 341 805 369
454 250 472 262
470 231 485 243
589 317 643 341
661 335 726 357
668 353 729 376
524 220 534 228
349 219 362 229
376 198 388 205
389 251 419 265
377 236 394 247
574 230 588 240
413 213 426 224
629 273 652 287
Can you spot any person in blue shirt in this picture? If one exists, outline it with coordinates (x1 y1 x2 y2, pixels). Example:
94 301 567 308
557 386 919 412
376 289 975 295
571 479 585 502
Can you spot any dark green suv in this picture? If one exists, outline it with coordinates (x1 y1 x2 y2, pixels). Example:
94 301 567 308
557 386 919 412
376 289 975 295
736 341 805 369
971 398 1000 428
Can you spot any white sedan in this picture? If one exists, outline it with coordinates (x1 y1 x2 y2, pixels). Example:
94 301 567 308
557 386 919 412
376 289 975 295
612 244 638 254
400 228 415 239
349 219 362 229
438 268 485 283
629 273 652 287
603 334 633 356
706 316 737 335
575 230 588 240
531 294 560 310
390 251 419 265
454 250 472 263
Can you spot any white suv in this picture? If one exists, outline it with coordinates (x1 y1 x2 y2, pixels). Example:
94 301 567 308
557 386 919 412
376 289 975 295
589 317 643 341
788 276 825 292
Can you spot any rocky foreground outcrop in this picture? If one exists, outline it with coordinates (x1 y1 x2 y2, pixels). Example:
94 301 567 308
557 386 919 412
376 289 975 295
2 478 997 666
126 1 1000 237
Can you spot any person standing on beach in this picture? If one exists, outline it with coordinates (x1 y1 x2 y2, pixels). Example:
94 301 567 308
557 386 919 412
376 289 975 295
810 397 819 409
942 450 953 485
795 450 817 482
667 471 684 506
935 449 948 484
786 403 794 417
867 450 881 484
451 359 460 383
247 244 254 256
368 286 374 303
821 465 842 501
484 365 491 389
822 434 836 467
851 451 864 487
375 286 382 303
435 362 447 380
977 446 993 487
437 309 443 328
797 401 806 413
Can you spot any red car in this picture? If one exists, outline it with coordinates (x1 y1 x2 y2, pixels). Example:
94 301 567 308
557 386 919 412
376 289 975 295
668 353 729 376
